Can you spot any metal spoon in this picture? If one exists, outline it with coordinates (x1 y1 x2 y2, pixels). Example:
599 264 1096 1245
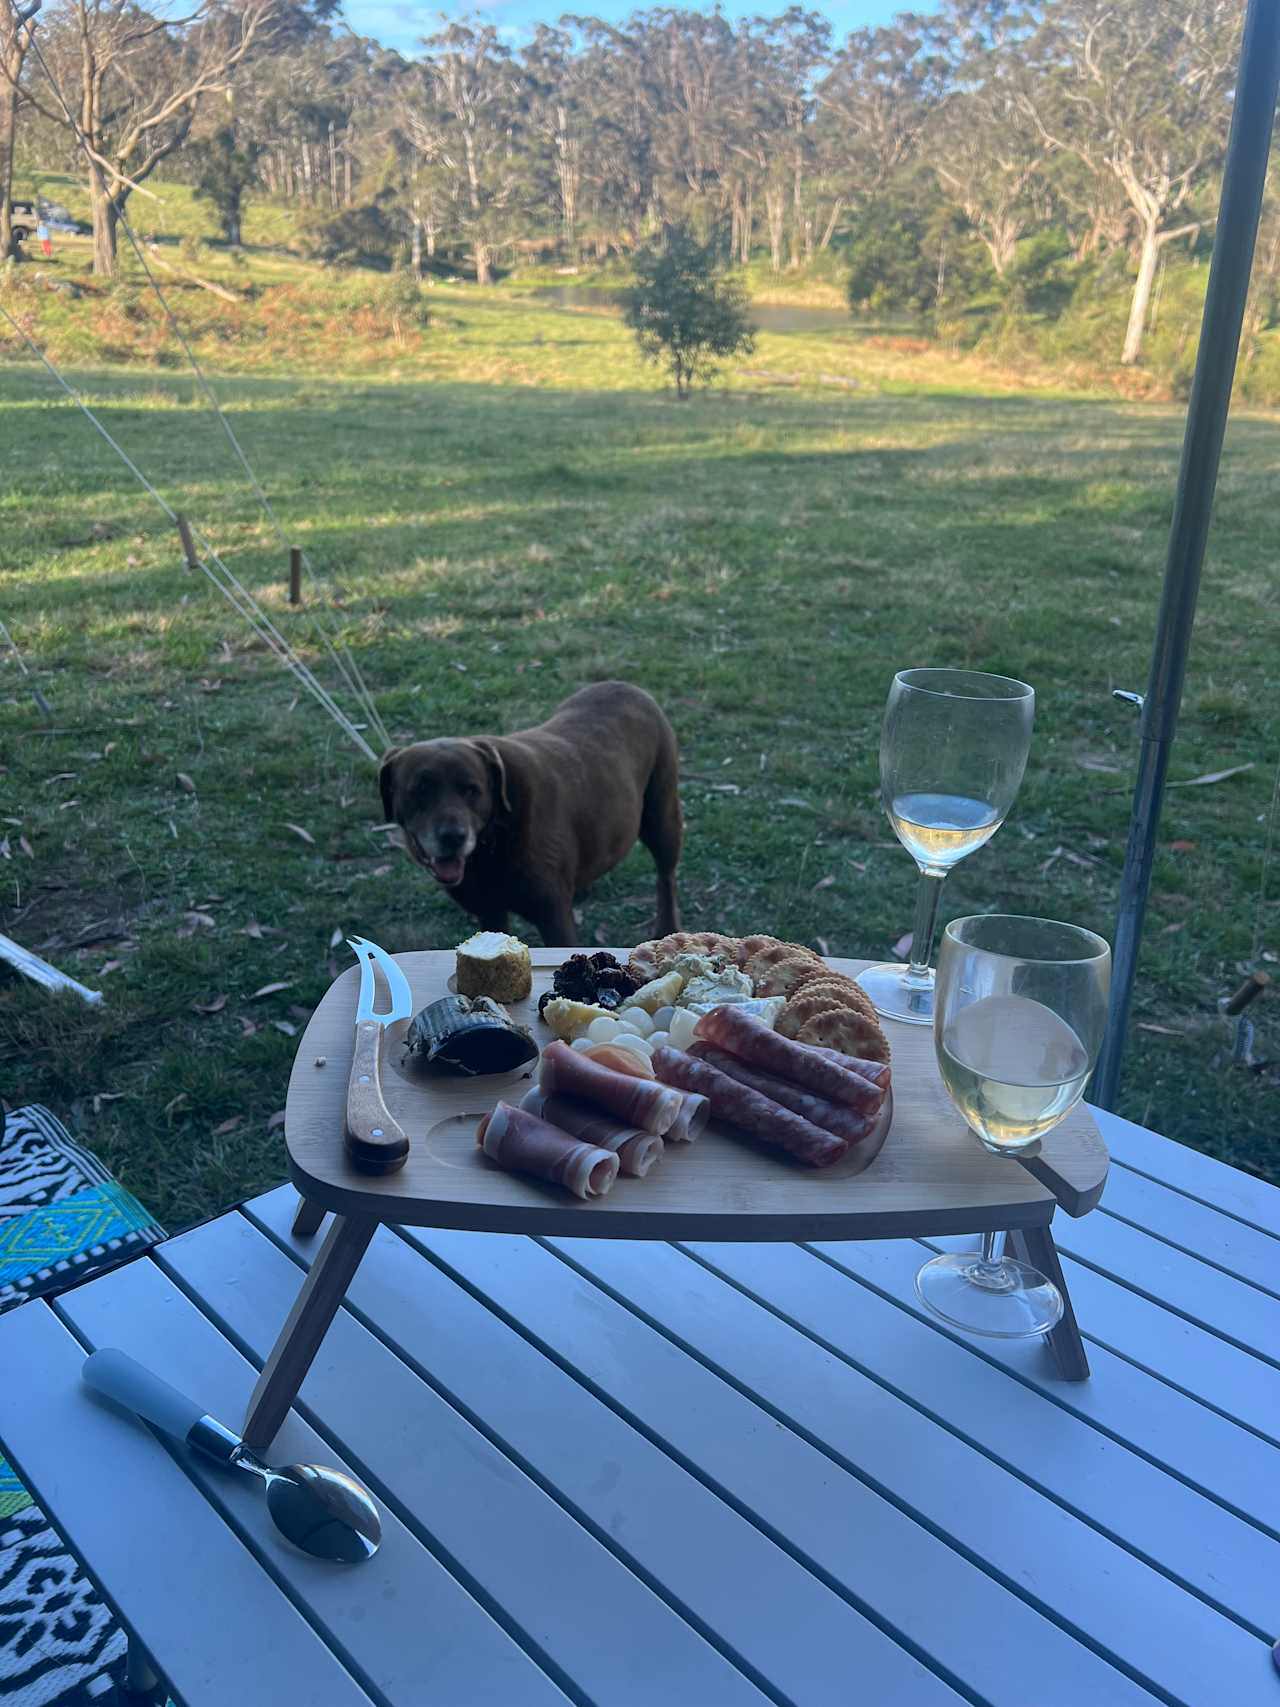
82 1348 381 1563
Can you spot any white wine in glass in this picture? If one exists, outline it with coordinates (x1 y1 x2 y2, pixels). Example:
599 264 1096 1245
916 914 1111 1339
856 669 1035 1026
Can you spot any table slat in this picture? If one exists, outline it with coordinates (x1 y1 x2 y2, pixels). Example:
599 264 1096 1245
1097 1167 1280 1297
0 1301 372 1707
687 1239 1277 1633
240 1190 960 1707
1092 1110 1280 1240
393 1221 1175 1707
160 1206 773 1707
56 1253 571 1707
527 1233 1272 1707
1052 1212 1280 1366
812 1237 1280 1538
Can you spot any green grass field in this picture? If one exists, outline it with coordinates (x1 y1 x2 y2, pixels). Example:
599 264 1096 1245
2 189 1277 1227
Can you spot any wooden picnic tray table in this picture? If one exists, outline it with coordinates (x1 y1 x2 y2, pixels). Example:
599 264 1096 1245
1 1108 1277 1706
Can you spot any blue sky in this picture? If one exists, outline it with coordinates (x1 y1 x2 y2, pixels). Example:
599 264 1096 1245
341 1 902 57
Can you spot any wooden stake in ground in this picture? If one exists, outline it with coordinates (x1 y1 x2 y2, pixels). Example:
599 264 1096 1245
289 547 302 606
175 513 199 572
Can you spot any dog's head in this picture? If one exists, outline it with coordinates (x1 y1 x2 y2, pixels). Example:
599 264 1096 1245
378 739 511 890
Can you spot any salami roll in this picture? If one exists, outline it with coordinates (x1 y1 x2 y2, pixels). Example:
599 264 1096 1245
694 1006 882 1113
540 1039 684 1135
652 1047 847 1169
478 1102 618 1198
521 1087 664 1177
802 1044 891 1091
689 1043 876 1145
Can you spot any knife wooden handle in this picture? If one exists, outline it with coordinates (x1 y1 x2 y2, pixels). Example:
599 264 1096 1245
345 1019 410 1174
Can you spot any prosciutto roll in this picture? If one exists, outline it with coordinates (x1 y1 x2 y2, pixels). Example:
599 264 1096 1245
652 1046 847 1169
802 1044 891 1091
478 1101 618 1198
522 1087 664 1177
694 1007 882 1114
579 1043 706 1141
689 1043 877 1146
540 1039 684 1136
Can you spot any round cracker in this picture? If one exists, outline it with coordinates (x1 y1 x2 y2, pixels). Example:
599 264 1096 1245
788 976 879 1025
775 995 846 1039
797 1006 891 1065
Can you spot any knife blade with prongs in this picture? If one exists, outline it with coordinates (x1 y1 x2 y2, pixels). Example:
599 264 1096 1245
344 936 413 1174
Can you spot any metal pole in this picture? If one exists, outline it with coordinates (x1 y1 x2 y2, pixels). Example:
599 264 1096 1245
1093 0 1280 1110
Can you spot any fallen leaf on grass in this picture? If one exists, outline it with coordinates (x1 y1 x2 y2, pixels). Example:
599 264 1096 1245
271 1019 297 1037
284 822 315 845
1137 1023 1184 1036
286 1004 311 1022
267 1109 287 1131
372 863 392 877
0 838 8 861
777 796 812 810
185 910 216 929
238 1016 258 1037
176 772 196 794
240 921 265 939
104 742 117 756
1168 840 1197 853
92 1092 126 1115
329 927 343 948
18 837 33 858
892 931 913 959
1167 763 1255 789
813 875 836 891
192 994 228 1015
100 959 124 975
1162 922 1186 934
593 925 611 946
708 783 741 795
44 772 77 785
813 935 830 956
249 981 292 999
163 1093 188 1119
213 1116 242 1135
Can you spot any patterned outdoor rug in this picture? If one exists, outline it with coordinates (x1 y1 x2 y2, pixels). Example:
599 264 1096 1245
0 1105 165 1706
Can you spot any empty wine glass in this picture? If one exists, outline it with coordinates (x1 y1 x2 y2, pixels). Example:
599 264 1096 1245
855 669 1035 1025
915 914 1111 1337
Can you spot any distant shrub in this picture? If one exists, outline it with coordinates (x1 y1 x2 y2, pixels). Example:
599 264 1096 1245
623 222 754 399
376 269 431 340
294 205 396 267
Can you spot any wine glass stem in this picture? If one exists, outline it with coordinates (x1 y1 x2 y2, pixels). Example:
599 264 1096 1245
905 869 947 987
974 1229 1007 1279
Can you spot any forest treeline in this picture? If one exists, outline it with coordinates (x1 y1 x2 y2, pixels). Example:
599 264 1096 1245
2 1 1274 368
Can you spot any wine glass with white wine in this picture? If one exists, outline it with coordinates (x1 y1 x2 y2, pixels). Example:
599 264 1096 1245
915 914 1111 1338
855 669 1035 1025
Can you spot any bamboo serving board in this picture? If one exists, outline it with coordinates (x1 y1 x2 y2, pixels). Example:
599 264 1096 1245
284 950 1108 1240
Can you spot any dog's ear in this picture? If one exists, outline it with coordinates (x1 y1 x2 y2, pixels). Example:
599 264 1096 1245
470 739 512 817
378 746 403 824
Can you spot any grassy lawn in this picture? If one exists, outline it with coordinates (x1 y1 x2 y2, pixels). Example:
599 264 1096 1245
2 248 1277 1229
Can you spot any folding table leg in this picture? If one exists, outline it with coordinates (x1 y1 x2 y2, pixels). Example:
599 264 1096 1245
292 1194 327 1238
123 1636 159 1697
242 1213 377 1450
1011 1222 1090 1380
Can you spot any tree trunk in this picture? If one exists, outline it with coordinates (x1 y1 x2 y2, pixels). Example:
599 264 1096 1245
0 82 16 262
343 145 352 209
818 198 843 252
1122 222 1161 365
741 185 752 265
765 187 784 274
327 121 337 211
89 161 119 276
474 239 491 286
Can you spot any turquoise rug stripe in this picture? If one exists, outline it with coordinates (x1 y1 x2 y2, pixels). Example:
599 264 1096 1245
0 1181 155 1285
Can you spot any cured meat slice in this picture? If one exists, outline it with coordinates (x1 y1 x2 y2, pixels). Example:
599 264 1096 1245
540 1039 684 1135
666 1088 710 1143
521 1088 664 1177
693 1006 882 1113
652 1047 846 1169
689 1044 876 1146
478 1102 618 1198
802 1044 891 1090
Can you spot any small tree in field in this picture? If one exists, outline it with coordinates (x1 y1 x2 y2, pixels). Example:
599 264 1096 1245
191 128 262 247
623 223 755 399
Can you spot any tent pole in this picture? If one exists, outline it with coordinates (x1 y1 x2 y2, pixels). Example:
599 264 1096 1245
1093 0 1280 1111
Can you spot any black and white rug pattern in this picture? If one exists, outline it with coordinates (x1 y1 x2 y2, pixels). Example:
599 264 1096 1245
0 1106 166 1705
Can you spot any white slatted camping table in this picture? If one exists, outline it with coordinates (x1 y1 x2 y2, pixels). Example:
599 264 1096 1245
1 1106 1277 1706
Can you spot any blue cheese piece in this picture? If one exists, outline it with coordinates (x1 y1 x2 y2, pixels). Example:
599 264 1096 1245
678 964 754 1010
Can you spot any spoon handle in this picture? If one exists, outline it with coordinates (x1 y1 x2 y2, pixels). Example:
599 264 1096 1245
82 1349 207 1442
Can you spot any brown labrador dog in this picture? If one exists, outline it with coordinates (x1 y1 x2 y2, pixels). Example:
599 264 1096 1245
379 681 682 946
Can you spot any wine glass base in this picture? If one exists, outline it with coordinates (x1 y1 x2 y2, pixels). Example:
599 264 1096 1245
854 962 934 1025
914 1251 1064 1338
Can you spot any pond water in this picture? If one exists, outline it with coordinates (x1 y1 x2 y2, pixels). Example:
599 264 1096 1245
533 283 852 335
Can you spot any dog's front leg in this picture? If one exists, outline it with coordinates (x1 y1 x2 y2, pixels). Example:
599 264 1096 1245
528 893 578 948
